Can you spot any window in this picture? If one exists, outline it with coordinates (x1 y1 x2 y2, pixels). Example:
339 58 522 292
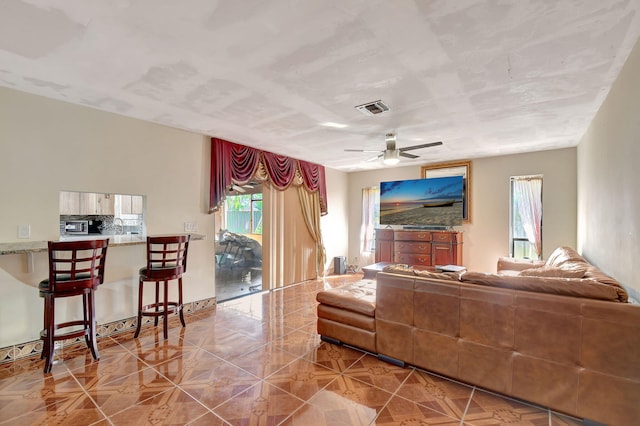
510 175 543 259
224 193 263 234
361 186 380 254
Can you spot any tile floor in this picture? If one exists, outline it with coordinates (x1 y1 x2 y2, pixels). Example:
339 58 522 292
0 274 585 425
215 263 263 302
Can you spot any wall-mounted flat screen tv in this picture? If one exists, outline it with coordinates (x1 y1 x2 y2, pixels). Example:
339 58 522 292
380 176 464 227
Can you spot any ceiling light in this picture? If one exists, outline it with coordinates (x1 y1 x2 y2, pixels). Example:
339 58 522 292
321 122 348 128
383 150 400 165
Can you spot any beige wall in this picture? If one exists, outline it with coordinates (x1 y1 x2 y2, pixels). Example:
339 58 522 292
0 87 215 347
346 148 577 273
466 148 577 271
577 38 640 300
320 167 349 274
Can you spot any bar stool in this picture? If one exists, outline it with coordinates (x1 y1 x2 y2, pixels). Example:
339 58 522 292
134 235 190 339
39 239 109 373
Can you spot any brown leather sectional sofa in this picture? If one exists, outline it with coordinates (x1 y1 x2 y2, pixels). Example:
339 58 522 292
316 247 640 425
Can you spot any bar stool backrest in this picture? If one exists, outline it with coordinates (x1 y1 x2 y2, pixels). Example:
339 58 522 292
144 235 190 280
45 239 109 293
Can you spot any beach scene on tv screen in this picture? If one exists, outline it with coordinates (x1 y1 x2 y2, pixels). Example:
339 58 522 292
380 176 464 226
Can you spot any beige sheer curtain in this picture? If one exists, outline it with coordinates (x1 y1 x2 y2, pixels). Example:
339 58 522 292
262 182 317 289
297 185 327 276
512 176 543 259
360 186 379 267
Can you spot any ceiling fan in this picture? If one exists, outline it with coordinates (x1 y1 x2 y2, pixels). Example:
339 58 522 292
345 133 443 165
227 182 257 194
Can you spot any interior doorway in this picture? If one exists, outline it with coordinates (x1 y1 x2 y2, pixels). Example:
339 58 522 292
214 183 263 302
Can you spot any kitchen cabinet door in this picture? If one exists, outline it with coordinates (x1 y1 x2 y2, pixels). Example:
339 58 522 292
131 195 143 214
96 193 115 215
59 191 80 215
80 192 98 215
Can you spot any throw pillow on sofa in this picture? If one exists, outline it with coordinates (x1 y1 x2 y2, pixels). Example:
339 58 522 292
519 266 586 278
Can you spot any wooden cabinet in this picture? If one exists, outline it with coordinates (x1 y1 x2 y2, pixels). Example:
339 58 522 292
79 192 97 214
375 229 394 263
375 228 463 268
117 194 143 215
96 193 115 215
60 191 115 215
59 191 80 215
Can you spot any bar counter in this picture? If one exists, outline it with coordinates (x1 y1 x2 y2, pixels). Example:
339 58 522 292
0 233 205 255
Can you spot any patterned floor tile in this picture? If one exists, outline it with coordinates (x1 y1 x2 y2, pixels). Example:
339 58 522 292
62 344 149 387
303 341 364 373
86 367 176 416
2 393 106 426
229 343 300 379
279 402 359 426
274 330 322 357
212 381 304 425
198 331 266 359
305 375 393 425
374 394 462 425
395 368 473 419
185 411 228 426
343 353 413 394
106 387 209 425
265 357 340 401
0 371 85 420
177 360 261 409
463 389 550 425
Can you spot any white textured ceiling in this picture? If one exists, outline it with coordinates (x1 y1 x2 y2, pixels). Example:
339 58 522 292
1 1 639 171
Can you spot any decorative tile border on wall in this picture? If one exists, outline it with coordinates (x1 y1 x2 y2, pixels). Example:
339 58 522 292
0 296 217 364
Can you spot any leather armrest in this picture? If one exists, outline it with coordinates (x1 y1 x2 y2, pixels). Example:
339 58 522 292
497 257 545 272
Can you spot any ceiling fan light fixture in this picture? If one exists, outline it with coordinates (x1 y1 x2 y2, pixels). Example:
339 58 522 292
383 149 400 165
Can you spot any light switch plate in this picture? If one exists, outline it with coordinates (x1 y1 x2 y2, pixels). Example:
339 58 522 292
18 224 31 239
184 222 197 232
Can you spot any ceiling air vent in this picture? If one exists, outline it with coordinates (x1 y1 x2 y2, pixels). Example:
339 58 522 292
355 100 389 116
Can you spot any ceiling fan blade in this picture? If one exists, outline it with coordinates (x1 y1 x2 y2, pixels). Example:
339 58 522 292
399 152 419 159
345 149 383 153
366 154 383 162
229 184 246 193
399 141 443 152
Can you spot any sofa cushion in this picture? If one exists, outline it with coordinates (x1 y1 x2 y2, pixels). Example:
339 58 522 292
460 272 625 302
316 279 376 316
383 264 458 280
545 246 588 268
519 266 586 278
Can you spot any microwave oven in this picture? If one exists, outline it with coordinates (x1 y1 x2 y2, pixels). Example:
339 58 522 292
62 220 88 235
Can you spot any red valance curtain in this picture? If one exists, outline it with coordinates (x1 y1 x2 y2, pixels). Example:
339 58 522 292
209 138 328 214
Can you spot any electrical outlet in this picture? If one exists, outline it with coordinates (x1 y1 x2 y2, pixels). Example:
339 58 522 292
184 222 197 233
18 224 31 239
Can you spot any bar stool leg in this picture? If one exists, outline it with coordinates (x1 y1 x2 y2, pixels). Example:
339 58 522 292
41 296 49 360
44 294 55 373
178 277 186 328
134 278 144 338
87 290 99 360
163 280 169 339
154 281 160 327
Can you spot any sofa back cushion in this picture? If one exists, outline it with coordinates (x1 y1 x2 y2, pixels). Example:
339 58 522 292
539 247 628 302
545 246 588 268
383 264 459 280
519 266 587 278
460 272 625 302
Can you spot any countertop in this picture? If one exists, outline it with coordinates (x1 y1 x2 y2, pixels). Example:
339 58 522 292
0 233 206 255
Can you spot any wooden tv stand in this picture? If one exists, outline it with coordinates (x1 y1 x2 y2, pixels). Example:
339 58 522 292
374 228 463 267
